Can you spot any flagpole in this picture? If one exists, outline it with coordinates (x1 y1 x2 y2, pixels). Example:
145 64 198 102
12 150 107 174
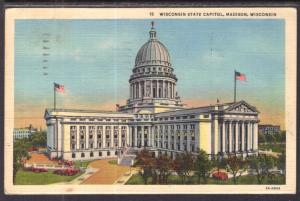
54 82 56 110
234 70 236 103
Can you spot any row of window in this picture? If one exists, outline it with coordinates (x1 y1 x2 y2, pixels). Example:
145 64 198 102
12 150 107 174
72 150 122 158
71 141 126 150
154 115 196 121
133 66 172 74
71 126 127 130
153 142 195 152
70 118 128 122
155 124 195 130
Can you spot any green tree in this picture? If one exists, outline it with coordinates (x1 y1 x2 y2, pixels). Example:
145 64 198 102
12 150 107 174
278 151 286 175
13 139 31 184
135 149 154 184
194 149 212 184
249 154 276 184
172 152 194 184
226 155 247 184
155 154 173 184
29 131 47 147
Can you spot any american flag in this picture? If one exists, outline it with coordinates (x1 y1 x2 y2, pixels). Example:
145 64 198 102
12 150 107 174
54 83 65 93
235 71 246 81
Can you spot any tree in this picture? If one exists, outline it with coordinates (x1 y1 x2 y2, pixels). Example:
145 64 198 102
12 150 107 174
29 131 47 147
172 152 194 184
194 149 212 184
278 151 286 175
226 155 247 184
155 154 173 184
135 149 154 184
13 139 31 184
248 154 276 184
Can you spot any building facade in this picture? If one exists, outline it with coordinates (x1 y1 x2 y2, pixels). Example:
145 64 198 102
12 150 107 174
258 124 280 135
45 23 259 161
13 127 37 140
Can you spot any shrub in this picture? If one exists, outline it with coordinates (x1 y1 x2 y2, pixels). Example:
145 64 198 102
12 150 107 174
212 171 228 180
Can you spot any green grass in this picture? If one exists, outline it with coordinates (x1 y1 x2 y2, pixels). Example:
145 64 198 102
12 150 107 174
126 173 285 185
259 143 286 153
108 160 118 165
15 169 83 185
73 160 93 168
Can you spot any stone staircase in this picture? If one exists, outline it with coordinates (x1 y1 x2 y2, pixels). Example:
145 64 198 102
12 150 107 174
118 147 137 166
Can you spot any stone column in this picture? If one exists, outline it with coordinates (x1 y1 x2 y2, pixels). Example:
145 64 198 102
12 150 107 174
241 122 245 151
168 129 171 150
180 132 184 151
173 130 176 151
76 126 80 150
128 126 131 147
93 128 97 149
102 128 106 149
134 126 138 147
141 126 145 147
83 126 88 149
229 121 232 152
156 80 159 98
111 127 114 148
173 83 175 98
162 81 165 98
118 126 122 147
253 122 258 150
247 122 251 151
150 80 153 98
222 121 226 153
152 126 155 147
235 122 239 152
187 132 191 152
165 81 168 98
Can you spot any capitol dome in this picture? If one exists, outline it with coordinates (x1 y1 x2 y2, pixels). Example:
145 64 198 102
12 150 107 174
134 22 171 68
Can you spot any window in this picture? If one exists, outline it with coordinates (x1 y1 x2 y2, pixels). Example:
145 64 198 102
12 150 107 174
183 125 188 129
71 144 75 150
90 152 94 157
81 153 85 158
97 134 101 138
81 143 84 149
176 116 180 119
72 153 76 158
98 142 102 148
107 151 110 156
89 135 93 139
176 125 180 129
71 135 75 140
115 151 118 155
90 143 93 148
80 135 84 140
99 151 102 156
183 116 188 119
190 115 195 119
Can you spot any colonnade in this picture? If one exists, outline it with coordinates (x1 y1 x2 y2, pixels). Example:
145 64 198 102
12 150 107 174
70 125 128 150
219 120 258 154
130 80 176 99
128 125 195 152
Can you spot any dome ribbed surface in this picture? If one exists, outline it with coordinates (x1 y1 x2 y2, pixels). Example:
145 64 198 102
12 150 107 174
135 39 171 68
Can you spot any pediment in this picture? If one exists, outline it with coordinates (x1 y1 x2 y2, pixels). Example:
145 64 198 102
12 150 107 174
224 101 258 113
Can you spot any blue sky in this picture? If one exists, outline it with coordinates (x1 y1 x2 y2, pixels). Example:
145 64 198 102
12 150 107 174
14 19 285 128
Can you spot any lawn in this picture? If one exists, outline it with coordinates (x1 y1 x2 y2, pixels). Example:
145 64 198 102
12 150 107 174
15 169 83 185
73 160 94 168
259 143 285 153
126 173 285 185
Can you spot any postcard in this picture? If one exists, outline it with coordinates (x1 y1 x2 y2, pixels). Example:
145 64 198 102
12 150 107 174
4 7 296 194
